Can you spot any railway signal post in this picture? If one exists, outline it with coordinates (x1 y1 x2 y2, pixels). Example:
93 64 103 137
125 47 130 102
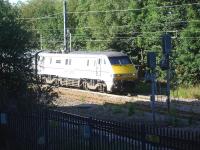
161 34 172 112
147 52 157 123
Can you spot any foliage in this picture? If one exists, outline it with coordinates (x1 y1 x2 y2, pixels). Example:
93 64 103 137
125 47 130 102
168 104 180 127
17 0 200 86
0 0 31 109
127 103 136 116
111 105 123 114
0 0 56 111
171 85 200 99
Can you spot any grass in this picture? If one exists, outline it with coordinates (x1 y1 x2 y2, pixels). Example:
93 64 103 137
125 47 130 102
127 103 136 116
80 95 86 102
134 81 151 95
171 85 200 99
134 80 200 99
111 105 123 114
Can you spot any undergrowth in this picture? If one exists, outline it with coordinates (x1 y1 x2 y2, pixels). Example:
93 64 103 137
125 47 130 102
171 85 200 99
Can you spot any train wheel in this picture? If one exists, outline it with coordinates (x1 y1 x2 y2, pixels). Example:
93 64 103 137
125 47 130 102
83 82 88 90
98 84 107 93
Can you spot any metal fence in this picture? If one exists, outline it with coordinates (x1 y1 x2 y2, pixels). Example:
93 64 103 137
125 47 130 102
0 109 200 150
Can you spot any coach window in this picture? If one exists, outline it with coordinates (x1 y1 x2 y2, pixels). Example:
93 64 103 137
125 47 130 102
41 57 45 62
65 59 68 65
98 59 101 65
50 58 52 64
69 59 71 65
104 59 106 65
56 60 61 64
87 60 89 66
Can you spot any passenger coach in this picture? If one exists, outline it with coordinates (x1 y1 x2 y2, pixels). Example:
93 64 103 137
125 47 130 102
36 51 137 92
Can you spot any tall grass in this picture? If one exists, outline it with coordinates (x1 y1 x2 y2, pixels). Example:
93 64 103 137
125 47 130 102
134 81 199 99
171 85 200 99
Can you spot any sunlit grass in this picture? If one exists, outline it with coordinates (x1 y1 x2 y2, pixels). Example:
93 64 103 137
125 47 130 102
171 85 200 99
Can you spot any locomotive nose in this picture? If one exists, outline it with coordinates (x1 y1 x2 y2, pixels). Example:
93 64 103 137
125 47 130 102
110 64 137 92
111 64 137 80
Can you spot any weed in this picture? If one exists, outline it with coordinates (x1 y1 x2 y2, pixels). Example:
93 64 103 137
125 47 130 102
168 105 179 127
134 81 151 95
171 85 200 99
112 105 123 114
194 94 200 100
188 117 193 126
188 109 196 126
127 103 136 116
80 96 86 102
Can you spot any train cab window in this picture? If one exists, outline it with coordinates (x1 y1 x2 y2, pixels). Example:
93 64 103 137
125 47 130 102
65 59 68 65
56 60 61 64
108 56 131 65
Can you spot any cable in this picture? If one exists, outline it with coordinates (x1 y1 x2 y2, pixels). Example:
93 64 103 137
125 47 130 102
17 12 62 20
17 3 200 20
67 20 200 30
27 29 63 31
67 3 200 14
27 28 200 37
39 36 200 44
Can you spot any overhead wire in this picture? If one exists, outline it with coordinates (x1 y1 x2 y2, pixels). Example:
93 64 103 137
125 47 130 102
19 2 200 49
33 29 200 40
67 2 200 14
17 12 63 20
27 28 200 36
39 36 200 42
16 2 200 20
25 19 200 31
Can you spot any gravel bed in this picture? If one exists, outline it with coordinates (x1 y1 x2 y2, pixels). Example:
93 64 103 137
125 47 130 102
52 88 200 127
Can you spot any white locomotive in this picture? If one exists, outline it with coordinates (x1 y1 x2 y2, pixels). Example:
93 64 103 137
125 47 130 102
35 51 137 92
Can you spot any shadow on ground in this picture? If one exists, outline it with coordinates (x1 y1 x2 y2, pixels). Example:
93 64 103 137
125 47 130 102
53 98 200 128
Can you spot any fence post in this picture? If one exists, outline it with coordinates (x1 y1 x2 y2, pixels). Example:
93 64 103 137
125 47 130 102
44 109 49 150
141 124 146 150
88 117 93 150
0 113 8 150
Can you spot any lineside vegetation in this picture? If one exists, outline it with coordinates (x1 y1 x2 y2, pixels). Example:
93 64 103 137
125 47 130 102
11 0 200 98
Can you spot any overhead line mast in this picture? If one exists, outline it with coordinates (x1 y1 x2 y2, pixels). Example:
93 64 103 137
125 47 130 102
63 0 67 53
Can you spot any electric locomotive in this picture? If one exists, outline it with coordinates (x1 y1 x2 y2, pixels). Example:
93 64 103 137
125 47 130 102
35 51 137 92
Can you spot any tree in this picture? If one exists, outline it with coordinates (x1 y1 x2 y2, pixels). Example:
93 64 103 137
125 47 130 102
17 0 200 86
19 0 63 50
176 4 200 85
0 0 56 111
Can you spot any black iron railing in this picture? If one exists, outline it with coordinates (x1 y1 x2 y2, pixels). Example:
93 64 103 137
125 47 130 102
0 110 200 150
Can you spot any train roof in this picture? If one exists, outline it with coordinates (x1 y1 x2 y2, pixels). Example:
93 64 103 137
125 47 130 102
38 51 127 57
69 51 127 57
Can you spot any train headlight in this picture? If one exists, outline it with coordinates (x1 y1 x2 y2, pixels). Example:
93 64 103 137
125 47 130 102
112 73 135 79
113 74 122 78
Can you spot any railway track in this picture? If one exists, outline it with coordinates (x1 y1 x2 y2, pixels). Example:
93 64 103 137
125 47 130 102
56 87 199 105
54 87 200 122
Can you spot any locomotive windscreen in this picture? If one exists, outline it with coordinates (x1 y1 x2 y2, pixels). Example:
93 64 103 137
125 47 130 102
108 56 132 65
